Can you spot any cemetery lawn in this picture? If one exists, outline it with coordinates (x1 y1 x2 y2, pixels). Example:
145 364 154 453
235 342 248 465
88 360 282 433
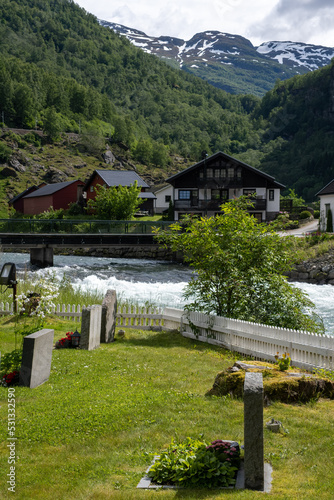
0 317 333 500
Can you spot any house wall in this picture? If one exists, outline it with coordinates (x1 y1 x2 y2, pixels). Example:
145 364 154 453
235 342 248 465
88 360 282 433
85 173 106 204
155 186 173 213
319 194 334 231
24 195 54 215
52 182 83 210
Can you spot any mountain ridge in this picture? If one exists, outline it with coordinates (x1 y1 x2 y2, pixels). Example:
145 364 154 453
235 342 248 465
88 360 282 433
101 20 334 96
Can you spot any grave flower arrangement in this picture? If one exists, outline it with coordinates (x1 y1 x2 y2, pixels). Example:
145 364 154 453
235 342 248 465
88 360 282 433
55 331 80 349
147 437 240 488
1 370 20 387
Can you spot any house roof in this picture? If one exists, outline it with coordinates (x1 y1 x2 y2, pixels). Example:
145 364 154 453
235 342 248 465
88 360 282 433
85 170 150 189
138 192 156 199
316 179 334 196
23 181 83 199
153 184 173 194
166 151 285 189
9 186 39 205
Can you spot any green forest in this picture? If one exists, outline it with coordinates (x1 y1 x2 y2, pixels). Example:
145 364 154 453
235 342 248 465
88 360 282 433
1 0 334 203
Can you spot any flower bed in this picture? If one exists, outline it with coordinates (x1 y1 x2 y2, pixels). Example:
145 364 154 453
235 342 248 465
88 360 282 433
139 437 240 489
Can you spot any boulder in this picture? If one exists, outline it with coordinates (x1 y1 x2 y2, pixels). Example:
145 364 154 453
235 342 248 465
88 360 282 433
206 362 334 403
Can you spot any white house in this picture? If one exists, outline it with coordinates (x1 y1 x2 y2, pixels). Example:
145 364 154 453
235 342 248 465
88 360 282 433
316 179 334 231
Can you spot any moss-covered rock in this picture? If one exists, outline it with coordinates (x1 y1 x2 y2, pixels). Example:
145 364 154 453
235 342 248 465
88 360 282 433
206 362 334 403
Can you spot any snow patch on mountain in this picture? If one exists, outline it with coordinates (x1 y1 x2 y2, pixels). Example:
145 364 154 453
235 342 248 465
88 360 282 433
257 41 334 71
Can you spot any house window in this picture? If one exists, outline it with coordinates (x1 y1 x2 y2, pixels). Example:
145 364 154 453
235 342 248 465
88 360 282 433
221 169 227 179
179 190 191 200
165 195 171 203
243 189 256 196
325 203 331 215
90 186 94 192
269 189 275 201
228 168 234 179
211 189 228 201
207 168 213 178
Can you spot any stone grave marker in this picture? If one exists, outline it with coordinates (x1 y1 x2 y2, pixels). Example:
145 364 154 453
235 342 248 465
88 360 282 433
80 304 102 350
243 371 264 490
19 329 54 388
101 289 117 343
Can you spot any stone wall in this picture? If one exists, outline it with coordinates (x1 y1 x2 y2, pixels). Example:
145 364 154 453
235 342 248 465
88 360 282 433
286 251 334 285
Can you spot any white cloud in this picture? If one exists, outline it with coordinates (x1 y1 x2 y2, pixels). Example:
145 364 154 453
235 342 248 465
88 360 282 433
75 0 334 46
250 0 334 46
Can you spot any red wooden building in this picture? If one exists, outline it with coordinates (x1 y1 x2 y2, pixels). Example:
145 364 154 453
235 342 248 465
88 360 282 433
22 180 84 215
84 170 156 214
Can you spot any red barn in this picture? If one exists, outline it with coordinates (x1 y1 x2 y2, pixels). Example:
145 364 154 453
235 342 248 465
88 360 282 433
9 183 47 213
22 180 84 215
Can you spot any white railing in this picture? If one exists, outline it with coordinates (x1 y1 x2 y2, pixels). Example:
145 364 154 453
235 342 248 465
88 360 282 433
116 304 164 330
174 309 334 371
1 303 333 370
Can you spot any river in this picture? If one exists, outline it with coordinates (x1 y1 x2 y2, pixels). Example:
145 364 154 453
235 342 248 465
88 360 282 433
1 252 333 335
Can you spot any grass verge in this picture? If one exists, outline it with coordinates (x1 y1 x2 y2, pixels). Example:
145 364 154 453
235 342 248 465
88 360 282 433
0 319 334 499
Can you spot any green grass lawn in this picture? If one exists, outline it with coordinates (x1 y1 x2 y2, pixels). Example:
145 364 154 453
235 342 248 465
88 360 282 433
1 317 334 499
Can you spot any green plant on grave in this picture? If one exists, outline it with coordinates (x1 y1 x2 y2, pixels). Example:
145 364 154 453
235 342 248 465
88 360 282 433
147 437 239 488
275 351 291 371
0 349 22 378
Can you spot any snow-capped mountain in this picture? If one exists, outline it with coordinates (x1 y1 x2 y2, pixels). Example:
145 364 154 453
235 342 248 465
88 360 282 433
100 20 334 95
257 41 334 71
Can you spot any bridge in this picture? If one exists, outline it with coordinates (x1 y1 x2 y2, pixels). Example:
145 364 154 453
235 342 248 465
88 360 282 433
0 219 171 267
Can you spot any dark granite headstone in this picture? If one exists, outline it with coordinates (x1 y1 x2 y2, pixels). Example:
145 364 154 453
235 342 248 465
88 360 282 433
19 329 54 388
244 372 264 490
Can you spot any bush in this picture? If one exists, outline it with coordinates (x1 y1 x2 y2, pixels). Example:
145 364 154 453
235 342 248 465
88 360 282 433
0 142 12 162
299 210 312 220
314 210 320 219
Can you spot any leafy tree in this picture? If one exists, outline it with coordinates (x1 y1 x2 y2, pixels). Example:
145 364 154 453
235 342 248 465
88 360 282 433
326 208 333 233
154 197 323 333
80 124 105 155
43 107 62 142
88 182 143 220
281 188 305 207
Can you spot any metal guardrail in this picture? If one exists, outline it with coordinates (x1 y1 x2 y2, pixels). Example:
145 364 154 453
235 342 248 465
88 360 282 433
0 219 172 234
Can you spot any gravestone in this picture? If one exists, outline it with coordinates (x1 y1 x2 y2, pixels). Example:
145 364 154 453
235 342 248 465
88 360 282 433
19 329 54 388
243 372 264 490
101 289 117 343
80 304 102 350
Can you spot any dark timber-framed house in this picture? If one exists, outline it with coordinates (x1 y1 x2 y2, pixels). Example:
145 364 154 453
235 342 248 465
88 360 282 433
167 151 285 221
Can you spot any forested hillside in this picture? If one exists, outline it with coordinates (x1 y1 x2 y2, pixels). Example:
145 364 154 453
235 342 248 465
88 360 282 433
0 0 334 206
0 0 259 163
255 64 334 201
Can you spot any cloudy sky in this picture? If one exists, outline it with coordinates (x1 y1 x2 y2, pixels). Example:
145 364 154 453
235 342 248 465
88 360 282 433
75 0 334 47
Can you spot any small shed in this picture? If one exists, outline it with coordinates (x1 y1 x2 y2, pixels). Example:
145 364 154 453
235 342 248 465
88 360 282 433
22 180 84 215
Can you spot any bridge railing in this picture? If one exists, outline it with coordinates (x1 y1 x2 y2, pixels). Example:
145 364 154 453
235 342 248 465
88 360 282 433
0 219 172 234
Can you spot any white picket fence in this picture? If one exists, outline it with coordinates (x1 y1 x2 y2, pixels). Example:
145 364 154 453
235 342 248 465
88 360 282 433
1 302 333 370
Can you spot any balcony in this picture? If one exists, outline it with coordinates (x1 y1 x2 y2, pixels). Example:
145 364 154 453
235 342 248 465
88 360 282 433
174 198 267 212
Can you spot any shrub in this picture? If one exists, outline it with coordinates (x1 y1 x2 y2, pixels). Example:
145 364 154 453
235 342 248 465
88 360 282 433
314 210 320 219
0 142 12 162
299 210 312 220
